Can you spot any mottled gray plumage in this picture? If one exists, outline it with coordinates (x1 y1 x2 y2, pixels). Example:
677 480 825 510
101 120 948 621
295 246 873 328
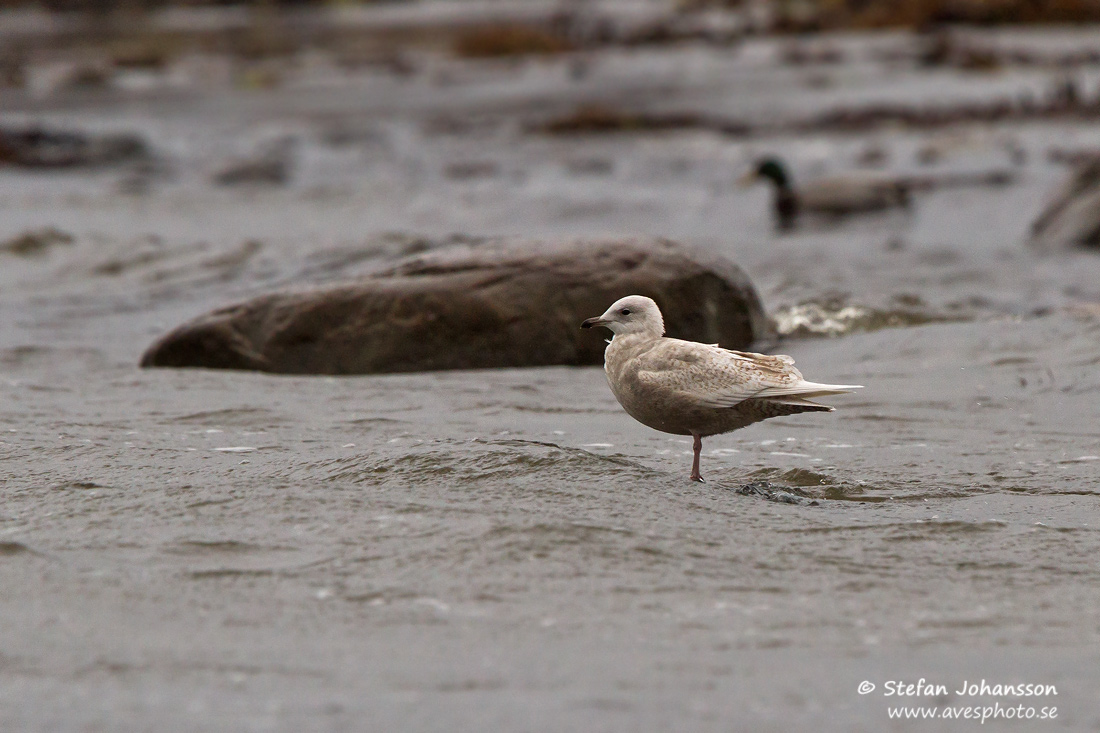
582 295 861 481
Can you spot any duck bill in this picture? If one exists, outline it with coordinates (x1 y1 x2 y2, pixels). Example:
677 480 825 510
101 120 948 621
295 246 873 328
581 317 610 330
736 170 759 187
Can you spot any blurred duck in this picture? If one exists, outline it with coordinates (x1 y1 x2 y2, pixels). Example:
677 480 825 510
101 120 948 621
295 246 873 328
740 156 910 231
1029 157 1100 251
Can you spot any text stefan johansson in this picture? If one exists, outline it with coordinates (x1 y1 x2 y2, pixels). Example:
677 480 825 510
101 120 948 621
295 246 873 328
883 679 1057 697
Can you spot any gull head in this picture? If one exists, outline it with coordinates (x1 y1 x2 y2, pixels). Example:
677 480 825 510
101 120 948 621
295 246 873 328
581 295 665 338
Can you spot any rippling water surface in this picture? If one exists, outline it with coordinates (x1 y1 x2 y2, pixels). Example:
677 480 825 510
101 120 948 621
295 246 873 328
3 26 1100 731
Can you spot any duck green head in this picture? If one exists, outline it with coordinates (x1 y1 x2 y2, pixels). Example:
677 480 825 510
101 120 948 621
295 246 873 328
752 157 790 188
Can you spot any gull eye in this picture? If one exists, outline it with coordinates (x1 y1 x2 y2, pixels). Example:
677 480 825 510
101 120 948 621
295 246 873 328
619 308 632 316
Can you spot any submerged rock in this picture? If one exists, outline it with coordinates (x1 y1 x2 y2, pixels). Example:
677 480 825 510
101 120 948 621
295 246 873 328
0 126 148 169
212 137 296 187
1030 157 1100 250
734 481 819 506
140 237 771 374
0 227 74 257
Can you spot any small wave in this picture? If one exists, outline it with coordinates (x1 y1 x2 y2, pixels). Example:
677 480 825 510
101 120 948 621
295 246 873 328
56 481 108 490
164 540 271 555
0 345 106 369
187 568 275 579
317 438 666 486
417 520 688 574
740 467 983 502
509 405 618 414
746 466 836 488
771 301 962 337
168 407 288 427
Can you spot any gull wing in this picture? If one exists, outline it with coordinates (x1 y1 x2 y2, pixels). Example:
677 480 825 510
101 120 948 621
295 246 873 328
634 339 862 409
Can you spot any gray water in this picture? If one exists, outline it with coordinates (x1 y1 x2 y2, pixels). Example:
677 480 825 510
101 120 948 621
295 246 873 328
3 24 1100 731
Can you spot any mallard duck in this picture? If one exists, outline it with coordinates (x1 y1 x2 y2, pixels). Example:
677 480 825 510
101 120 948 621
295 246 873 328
741 156 911 230
1029 157 1100 250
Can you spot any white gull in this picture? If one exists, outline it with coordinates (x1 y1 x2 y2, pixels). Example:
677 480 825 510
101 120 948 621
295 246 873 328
581 295 862 482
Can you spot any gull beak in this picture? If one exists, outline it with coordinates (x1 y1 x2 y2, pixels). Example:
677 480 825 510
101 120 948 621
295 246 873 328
737 170 759 187
581 317 609 330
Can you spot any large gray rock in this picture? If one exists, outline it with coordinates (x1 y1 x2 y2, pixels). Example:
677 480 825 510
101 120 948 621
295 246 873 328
140 237 771 374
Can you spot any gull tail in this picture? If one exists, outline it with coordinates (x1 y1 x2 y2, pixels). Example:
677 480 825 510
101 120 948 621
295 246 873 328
755 380 863 400
755 381 862 412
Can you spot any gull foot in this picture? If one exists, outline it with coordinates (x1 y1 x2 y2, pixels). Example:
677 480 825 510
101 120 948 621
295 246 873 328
690 474 705 483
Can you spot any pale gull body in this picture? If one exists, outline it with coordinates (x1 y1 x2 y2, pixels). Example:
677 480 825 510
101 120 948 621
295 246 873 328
581 295 862 482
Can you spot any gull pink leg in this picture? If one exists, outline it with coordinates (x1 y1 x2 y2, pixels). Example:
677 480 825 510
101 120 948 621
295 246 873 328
690 433 704 482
